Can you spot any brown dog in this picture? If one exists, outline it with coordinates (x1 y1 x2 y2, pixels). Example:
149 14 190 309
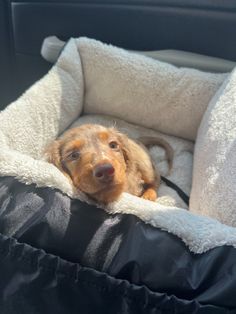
46 124 173 203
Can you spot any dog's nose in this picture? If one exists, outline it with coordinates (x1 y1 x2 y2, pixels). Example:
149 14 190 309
93 163 115 182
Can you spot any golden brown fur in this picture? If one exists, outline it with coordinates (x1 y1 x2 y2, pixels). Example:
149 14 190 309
45 124 173 204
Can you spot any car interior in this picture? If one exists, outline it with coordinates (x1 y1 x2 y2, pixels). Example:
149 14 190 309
1 1 236 313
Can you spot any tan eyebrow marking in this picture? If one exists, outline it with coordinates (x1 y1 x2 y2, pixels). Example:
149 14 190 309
63 139 84 155
97 131 109 141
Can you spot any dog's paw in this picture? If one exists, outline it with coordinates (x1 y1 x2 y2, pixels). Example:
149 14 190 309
141 188 157 201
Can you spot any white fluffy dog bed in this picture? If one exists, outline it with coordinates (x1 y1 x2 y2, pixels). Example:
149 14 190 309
0 37 236 253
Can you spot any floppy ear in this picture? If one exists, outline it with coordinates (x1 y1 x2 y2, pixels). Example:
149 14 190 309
116 132 133 166
45 140 61 166
108 127 134 168
45 140 69 175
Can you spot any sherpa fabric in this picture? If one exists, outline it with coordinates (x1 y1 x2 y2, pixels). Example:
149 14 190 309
79 39 226 141
0 37 235 253
41 36 236 73
190 69 236 227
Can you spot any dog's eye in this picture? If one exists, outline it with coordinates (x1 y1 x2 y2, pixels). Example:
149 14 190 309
109 141 119 149
67 151 80 160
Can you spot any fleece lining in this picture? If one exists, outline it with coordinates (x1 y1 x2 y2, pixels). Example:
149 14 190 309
0 37 235 253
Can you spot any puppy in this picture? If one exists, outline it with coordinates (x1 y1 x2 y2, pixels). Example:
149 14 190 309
45 124 173 204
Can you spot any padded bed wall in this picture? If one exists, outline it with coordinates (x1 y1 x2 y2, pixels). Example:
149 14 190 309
3 0 236 106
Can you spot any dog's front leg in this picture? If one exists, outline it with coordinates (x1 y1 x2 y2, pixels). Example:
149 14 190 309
141 184 157 201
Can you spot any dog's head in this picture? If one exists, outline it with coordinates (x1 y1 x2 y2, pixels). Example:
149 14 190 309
46 124 131 203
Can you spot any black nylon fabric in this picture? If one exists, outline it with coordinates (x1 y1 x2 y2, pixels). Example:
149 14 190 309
0 176 236 313
0 234 230 314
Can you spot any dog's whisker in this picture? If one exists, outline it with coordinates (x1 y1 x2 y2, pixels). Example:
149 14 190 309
110 119 117 128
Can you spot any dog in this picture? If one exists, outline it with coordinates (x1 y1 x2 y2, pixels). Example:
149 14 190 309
45 124 173 204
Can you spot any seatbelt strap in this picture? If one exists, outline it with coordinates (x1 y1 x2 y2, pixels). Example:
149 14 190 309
160 176 189 207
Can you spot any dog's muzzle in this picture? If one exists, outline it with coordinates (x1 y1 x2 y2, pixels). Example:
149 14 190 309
93 163 115 183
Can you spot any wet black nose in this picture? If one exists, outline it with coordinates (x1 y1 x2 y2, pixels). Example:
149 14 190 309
93 163 115 182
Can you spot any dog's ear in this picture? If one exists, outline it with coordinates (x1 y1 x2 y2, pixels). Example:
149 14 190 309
116 132 133 166
108 127 131 163
45 140 61 165
45 139 67 174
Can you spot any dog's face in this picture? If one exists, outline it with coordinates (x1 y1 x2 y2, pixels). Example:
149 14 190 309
46 124 129 203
